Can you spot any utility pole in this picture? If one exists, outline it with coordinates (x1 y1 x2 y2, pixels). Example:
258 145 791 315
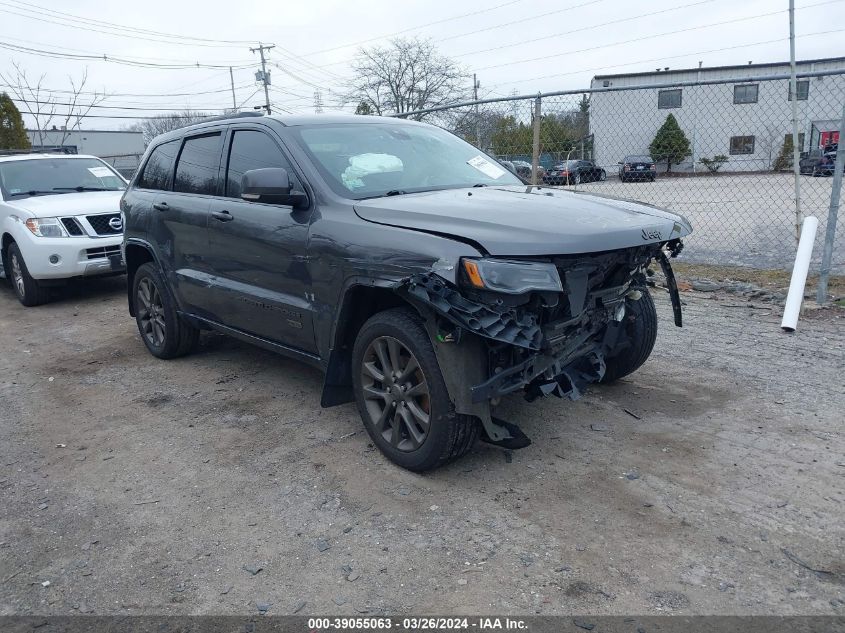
788 0 803 243
473 73 481 148
229 66 237 110
250 43 275 115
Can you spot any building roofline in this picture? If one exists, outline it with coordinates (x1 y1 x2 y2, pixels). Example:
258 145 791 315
593 56 845 81
25 128 143 135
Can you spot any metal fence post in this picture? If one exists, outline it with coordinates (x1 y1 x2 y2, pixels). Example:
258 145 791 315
531 95 541 186
815 103 845 305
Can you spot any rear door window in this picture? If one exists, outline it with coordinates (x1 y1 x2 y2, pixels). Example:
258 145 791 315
173 133 223 195
137 140 179 191
225 129 300 198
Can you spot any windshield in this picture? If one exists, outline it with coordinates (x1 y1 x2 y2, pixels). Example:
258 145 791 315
292 122 522 199
0 158 126 199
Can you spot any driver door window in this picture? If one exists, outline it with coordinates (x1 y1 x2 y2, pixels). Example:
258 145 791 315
226 130 300 198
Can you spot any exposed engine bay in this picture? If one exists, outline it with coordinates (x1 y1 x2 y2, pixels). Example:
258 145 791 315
396 239 685 448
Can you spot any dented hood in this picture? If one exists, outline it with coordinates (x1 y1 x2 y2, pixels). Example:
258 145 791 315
353 185 692 255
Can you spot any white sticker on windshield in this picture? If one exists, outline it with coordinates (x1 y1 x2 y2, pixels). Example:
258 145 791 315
88 166 113 178
467 155 506 179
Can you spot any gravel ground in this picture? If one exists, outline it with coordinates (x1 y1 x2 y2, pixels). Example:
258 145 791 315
559 173 844 273
0 277 843 617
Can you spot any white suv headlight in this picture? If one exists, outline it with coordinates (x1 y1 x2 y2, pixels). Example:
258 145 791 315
24 218 67 238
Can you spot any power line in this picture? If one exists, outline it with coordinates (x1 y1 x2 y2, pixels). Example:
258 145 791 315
0 82 255 99
0 34 255 66
452 0 716 59
437 0 605 43
473 0 843 73
299 0 522 57
0 40 254 69
0 1 261 48
8 97 254 112
485 29 845 89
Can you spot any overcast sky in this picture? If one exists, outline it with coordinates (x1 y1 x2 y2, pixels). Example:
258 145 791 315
1 0 843 129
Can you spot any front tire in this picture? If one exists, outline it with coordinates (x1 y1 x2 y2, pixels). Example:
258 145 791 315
352 308 479 471
599 170 607 181
6 243 50 307
601 290 658 383
132 262 198 359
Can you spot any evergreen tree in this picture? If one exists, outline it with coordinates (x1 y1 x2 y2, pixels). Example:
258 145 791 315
0 92 31 150
354 101 374 116
649 114 690 173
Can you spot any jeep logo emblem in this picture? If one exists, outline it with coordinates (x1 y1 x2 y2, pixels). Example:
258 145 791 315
109 216 123 231
641 228 662 241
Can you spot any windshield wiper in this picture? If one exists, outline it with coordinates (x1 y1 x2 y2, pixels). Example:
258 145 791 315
53 186 121 192
472 183 488 187
384 189 407 196
8 190 70 197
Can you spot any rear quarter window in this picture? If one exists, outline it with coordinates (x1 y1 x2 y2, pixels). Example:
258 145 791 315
137 140 180 191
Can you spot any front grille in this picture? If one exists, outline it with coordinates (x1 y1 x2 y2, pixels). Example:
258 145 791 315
86 245 122 260
87 213 122 235
61 217 84 236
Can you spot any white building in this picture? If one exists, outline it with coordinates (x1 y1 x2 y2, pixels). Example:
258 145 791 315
589 57 845 172
26 128 146 177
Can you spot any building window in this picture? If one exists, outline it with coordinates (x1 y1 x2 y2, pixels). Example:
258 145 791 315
784 133 805 150
729 135 755 155
733 84 759 104
658 89 682 109
788 80 810 101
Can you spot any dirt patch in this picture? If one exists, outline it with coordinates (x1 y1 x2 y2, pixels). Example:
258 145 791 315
1 280 843 616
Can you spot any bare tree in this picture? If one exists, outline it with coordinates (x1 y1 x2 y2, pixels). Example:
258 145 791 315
0 62 107 147
130 110 229 146
347 38 468 120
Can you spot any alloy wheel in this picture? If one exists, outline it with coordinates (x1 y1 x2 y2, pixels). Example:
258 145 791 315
137 277 166 348
360 336 431 452
10 253 25 299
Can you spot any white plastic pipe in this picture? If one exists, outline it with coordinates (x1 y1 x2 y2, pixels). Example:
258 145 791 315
781 215 819 332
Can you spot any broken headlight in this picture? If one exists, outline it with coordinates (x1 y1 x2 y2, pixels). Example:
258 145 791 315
461 258 563 295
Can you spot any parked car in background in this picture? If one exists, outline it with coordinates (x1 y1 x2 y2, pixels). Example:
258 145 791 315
542 160 606 185
619 155 657 182
121 113 691 471
510 160 544 181
0 153 127 306
498 159 516 176
799 149 825 174
812 150 843 177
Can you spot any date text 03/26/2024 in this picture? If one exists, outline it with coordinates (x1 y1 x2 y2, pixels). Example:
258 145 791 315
308 617 528 631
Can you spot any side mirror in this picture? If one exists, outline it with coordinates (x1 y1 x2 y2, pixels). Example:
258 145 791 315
617 161 623 165
241 168 308 208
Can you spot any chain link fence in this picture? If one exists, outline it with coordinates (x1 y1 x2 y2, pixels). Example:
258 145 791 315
99 153 143 180
399 69 845 274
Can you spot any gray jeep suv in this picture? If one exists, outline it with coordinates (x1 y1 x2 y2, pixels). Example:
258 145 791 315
121 112 691 471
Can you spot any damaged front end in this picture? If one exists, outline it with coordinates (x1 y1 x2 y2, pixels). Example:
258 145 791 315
395 239 684 448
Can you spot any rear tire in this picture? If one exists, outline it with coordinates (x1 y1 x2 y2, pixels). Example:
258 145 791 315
352 307 479 471
601 290 658 383
132 262 199 359
7 243 50 307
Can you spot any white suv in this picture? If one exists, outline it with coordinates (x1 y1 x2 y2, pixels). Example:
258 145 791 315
0 153 128 306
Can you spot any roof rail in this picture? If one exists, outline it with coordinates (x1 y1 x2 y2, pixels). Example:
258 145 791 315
195 111 265 125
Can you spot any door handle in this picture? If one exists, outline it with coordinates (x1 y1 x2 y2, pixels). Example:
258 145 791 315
152 202 169 211
211 210 234 222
